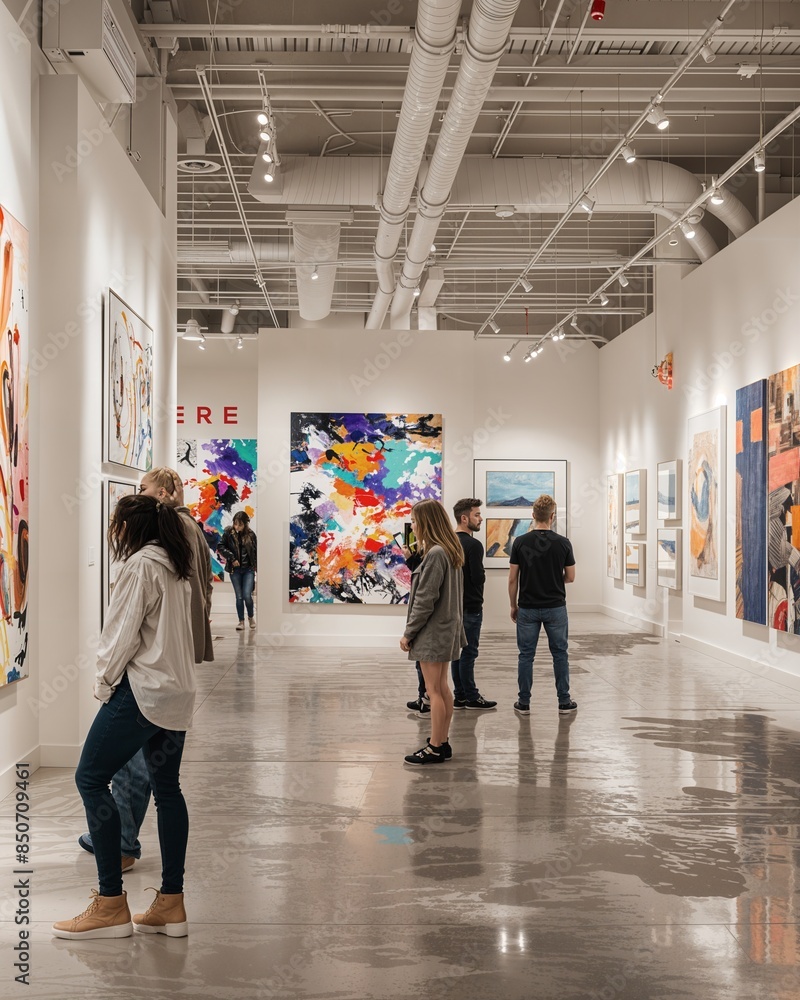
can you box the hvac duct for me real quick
[293,224,340,321]
[366,0,463,331]
[388,0,525,328]
[179,241,294,264]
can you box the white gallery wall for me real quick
[599,193,800,678]
[256,326,602,645]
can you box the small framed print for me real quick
[657,529,682,590]
[657,460,681,520]
[625,469,646,534]
[626,542,645,588]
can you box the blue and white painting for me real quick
[657,461,680,520]
[486,518,533,558]
[625,469,646,534]
[657,528,681,590]
[486,471,555,507]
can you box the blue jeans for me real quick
[451,611,483,701]
[231,566,255,621]
[75,674,188,897]
[516,605,571,707]
[83,749,151,858]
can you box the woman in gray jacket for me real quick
[400,499,466,764]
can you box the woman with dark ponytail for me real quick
[53,495,196,941]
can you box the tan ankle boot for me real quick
[133,888,188,937]
[52,890,132,939]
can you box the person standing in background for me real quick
[451,498,496,711]
[218,512,258,630]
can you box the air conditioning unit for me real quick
[42,0,137,105]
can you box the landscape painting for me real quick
[688,406,726,601]
[486,471,555,507]
[290,413,442,603]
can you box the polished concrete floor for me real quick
[3,612,800,999]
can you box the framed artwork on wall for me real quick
[290,413,442,603]
[0,203,30,687]
[607,473,623,580]
[104,289,153,472]
[687,405,726,601]
[625,469,646,534]
[736,379,767,625]
[657,460,681,521]
[102,479,138,626]
[657,529,681,590]
[626,542,645,587]
[179,438,257,581]
[474,459,568,569]
[767,366,800,632]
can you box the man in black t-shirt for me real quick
[508,494,577,716]
[451,499,497,711]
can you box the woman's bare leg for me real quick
[420,661,452,746]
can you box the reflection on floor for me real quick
[2,612,800,999]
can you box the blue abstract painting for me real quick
[736,380,767,624]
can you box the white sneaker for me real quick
[248,618,256,630]
[235,621,245,631]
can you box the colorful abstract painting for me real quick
[657,529,681,590]
[607,474,622,579]
[486,471,554,507]
[767,366,800,632]
[626,542,645,587]
[736,380,767,625]
[179,439,257,580]
[0,204,29,686]
[105,290,153,471]
[102,479,137,624]
[688,406,726,601]
[657,460,681,520]
[486,518,533,560]
[290,413,442,603]
[625,469,646,534]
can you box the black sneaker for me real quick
[513,701,530,715]
[429,738,452,760]
[558,700,578,714]
[406,697,431,715]
[404,743,446,765]
[465,696,497,711]
[453,698,468,710]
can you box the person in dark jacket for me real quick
[218,512,258,630]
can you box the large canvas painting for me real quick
[105,290,153,472]
[179,438,257,580]
[290,413,442,603]
[767,366,800,632]
[625,542,645,587]
[736,380,767,625]
[657,529,681,590]
[0,204,29,686]
[657,460,681,520]
[625,469,646,534]
[607,474,622,579]
[475,459,568,568]
[102,479,137,625]
[485,518,533,560]
[687,406,726,601]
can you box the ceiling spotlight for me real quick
[668,234,679,247]
[198,336,206,351]
[680,221,696,240]
[311,266,319,281]
[264,163,277,183]
[523,352,532,363]
[413,286,421,298]
[536,346,544,355]
[488,319,501,334]
[646,106,670,130]
[579,194,596,214]
[236,336,243,350]
[558,328,566,340]
[262,150,274,164]
[709,180,725,206]
[181,318,204,342]
[570,315,580,330]
[259,129,273,144]
[520,277,533,294]
[503,343,517,362]
[430,244,437,253]
[551,330,559,342]
[229,300,240,316]
[700,42,716,64]
[257,111,269,126]
[618,273,629,288]
[620,143,636,164]
[754,148,766,173]
[599,291,610,306]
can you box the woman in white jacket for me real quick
[53,495,195,941]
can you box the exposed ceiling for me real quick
[137,0,800,343]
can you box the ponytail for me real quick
[110,494,193,579]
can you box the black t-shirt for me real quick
[510,529,575,608]
[457,532,485,613]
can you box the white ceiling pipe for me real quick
[229,240,294,263]
[389,0,525,328]
[366,0,463,331]
[293,223,341,321]
[220,309,238,335]
[189,274,210,304]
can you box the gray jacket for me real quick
[403,545,467,662]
